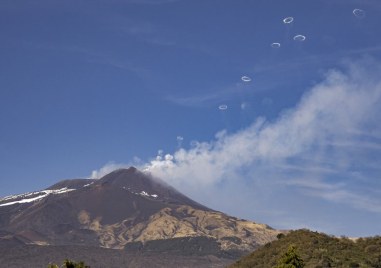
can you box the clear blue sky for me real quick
[1,0,381,237]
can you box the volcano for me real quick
[0,167,279,267]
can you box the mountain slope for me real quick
[0,167,279,261]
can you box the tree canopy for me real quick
[48,259,90,268]
[274,245,305,268]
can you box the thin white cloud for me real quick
[165,82,246,107]
[286,177,381,213]
[29,43,151,78]
[296,179,381,214]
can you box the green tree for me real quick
[47,259,90,268]
[274,245,305,268]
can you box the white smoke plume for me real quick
[92,58,381,234]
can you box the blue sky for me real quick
[1,0,381,237]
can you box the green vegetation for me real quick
[48,259,90,268]
[230,229,381,268]
[275,245,305,268]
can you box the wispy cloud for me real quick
[29,42,151,78]
[165,81,252,107]
[287,177,381,213]
[165,46,381,108]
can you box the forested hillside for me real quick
[230,229,381,268]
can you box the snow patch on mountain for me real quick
[139,191,158,198]
[121,187,158,198]
[0,187,75,207]
[83,182,94,187]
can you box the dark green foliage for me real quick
[348,262,360,267]
[230,229,381,268]
[48,259,90,268]
[277,233,286,240]
[275,245,305,268]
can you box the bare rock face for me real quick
[0,167,279,258]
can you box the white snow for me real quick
[1,191,41,202]
[83,182,94,187]
[139,191,158,198]
[0,187,75,207]
[121,187,158,198]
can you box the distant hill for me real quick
[0,167,279,267]
[230,229,381,268]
